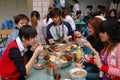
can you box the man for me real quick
[0,25,43,80]
[46,8,74,44]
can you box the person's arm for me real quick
[9,45,43,76]
[46,23,54,44]
[64,21,74,39]
[106,45,120,77]
[25,44,43,75]
[9,48,27,77]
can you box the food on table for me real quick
[34,64,45,69]
[44,54,72,64]
[47,64,57,69]
[50,44,77,52]
[72,70,86,76]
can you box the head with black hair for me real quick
[99,19,120,53]
[31,11,40,28]
[109,9,117,18]
[73,0,79,4]
[87,5,93,11]
[76,10,81,15]
[19,25,37,46]
[15,14,29,29]
[49,8,62,25]
[50,8,62,18]
[31,11,40,20]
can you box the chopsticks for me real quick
[78,58,85,65]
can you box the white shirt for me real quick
[60,0,65,7]
[16,37,27,56]
[65,15,76,30]
[43,18,53,27]
[95,16,106,21]
[37,20,47,44]
[73,3,80,15]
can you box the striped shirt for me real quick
[46,21,74,40]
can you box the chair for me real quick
[0,29,14,47]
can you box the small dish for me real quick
[74,63,85,69]
[33,64,45,70]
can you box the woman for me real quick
[84,20,120,80]
[72,0,80,16]
[85,17,104,80]
[87,17,104,53]
[30,11,46,44]
[107,9,117,20]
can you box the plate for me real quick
[33,64,45,70]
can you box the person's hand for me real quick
[74,31,82,37]
[93,53,102,68]
[83,40,92,49]
[30,44,38,52]
[63,35,72,41]
[34,43,43,55]
[83,55,90,62]
[48,39,55,44]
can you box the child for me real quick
[6,14,29,46]
[0,25,43,80]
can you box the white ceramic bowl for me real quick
[69,68,87,79]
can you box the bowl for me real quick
[69,68,87,79]
[33,64,45,70]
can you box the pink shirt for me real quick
[89,43,120,80]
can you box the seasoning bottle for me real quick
[76,46,82,63]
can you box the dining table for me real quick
[27,55,86,80]
[0,29,14,47]
[75,20,86,27]
[74,20,86,32]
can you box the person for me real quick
[43,7,53,42]
[87,17,104,53]
[54,0,61,8]
[84,5,93,17]
[73,10,81,21]
[5,14,29,46]
[0,25,43,80]
[30,11,46,44]
[106,9,117,21]
[83,17,104,80]
[46,8,74,44]
[84,20,120,80]
[63,8,76,31]
[72,0,80,16]
[95,10,106,21]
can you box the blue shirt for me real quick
[6,29,19,46]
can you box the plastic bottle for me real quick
[75,46,82,63]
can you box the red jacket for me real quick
[0,40,24,79]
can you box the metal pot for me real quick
[44,52,72,68]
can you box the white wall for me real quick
[32,0,50,19]
[0,0,32,28]
[66,0,112,13]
